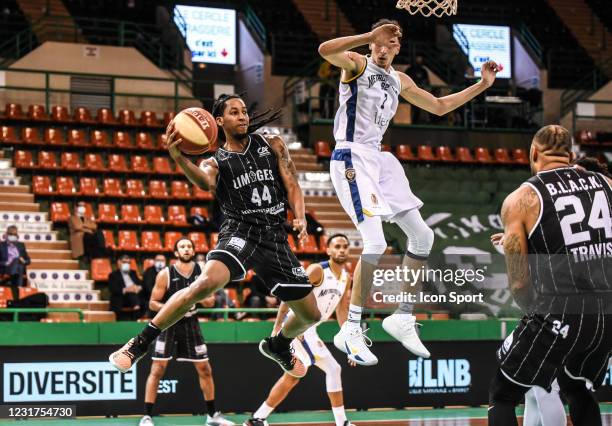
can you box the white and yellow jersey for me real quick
[333,56,401,149]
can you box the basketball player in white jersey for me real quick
[319,19,501,365]
[244,234,355,426]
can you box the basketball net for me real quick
[396,0,457,17]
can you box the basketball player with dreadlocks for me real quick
[319,19,501,365]
[488,125,612,426]
[110,94,321,379]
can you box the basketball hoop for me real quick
[396,0,457,17]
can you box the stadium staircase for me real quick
[15,0,84,43]
[292,0,356,39]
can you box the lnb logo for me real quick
[408,358,471,394]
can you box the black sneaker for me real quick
[258,337,306,378]
[242,418,268,426]
[108,337,149,373]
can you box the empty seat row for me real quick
[314,140,529,165]
[3,104,173,127]
[15,150,181,174]
[2,127,167,150]
[50,202,209,225]
[103,230,215,253]
[32,175,213,200]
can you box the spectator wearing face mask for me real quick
[142,254,166,318]
[0,225,31,287]
[68,202,105,259]
[109,254,144,320]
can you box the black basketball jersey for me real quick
[162,262,202,317]
[213,134,287,228]
[524,167,612,298]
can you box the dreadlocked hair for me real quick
[533,125,572,158]
[211,93,282,141]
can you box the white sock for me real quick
[347,304,362,327]
[332,405,347,426]
[253,402,274,419]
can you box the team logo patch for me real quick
[257,146,271,157]
[227,237,246,252]
[345,167,356,182]
[292,266,308,278]
[371,193,378,205]
[501,331,514,355]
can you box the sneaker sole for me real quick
[108,352,130,373]
[382,319,431,358]
[335,332,378,366]
[258,340,305,378]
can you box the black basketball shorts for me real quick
[152,316,208,362]
[207,220,313,302]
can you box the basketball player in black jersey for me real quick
[110,94,321,379]
[488,125,612,426]
[139,238,233,426]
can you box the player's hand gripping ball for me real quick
[168,107,218,155]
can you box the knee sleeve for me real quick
[392,209,434,258]
[357,215,387,260]
[318,357,343,393]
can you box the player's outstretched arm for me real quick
[398,61,500,116]
[500,186,536,312]
[268,135,308,243]
[149,268,169,312]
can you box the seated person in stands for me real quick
[109,254,144,320]
[68,202,105,259]
[0,225,31,287]
[142,254,166,318]
[239,275,280,320]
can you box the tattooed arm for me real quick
[268,136,308,243]
[501,185,539,312]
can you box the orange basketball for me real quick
[170,107,218,155]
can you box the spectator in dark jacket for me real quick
[108,254,144,320]
[0,225,31,287]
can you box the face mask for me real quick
[7,235,17,242]
[77,207,86,216]
[120,263,131,273]
[154,261,165,270]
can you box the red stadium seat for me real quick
[475,147,494,164]
[50,202,70,222]
[140,111,159,126]
[131,155,150,173]
[79,177,100,195]
[436,146,455,162]
[117,109,136,125]
[81,202,95,219]
[193,186,214,200]
[102,230,116,249]
[167,205,187,225]
[142,231,163,252]
[91,258,113,281]
[144,205,165,224]
[96,108,116,124]
[417,145,438,161]
[188,232,209,252]
[108,154,128,172]
[314,141,332,158]
[67,129,88,147]
[61,152,81,171]
[300,235,321,254]
[22,127,42,144]
[164,232,183,251]
[190,206,209,219]
[149,180,169,198]
[85,153,106,171]
[121,204,142,224]
[51,105,71,122]
[156,134,167,149]
[32,176,54,195]
[456,147,476,163]
[126,179,146,198]
[171,181,190,199]
[28,104,48,121]
[135,132,155,150]
[494,148,512,164]
[103,178,124,197]
[0,126,18,143]
[153,157,173,174]
[98,203,119,223]
[14,150,34,168]
[91,130,111,147]
[74,107,95,123]
[56,176,78,195]
[512,148,529,165]
[287,235,298,252]
[396,144,415,161]
[210,233,219,247]
[38,151,59,169]
[113,131,133,148]
[44,128,64,145]
[5,103,24,120]
[381,144,392,152]
[142,258,155,271]
[163,112,176,127]
[118,230,140,250]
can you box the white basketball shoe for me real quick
[333,322,378,366]
[382,313,430,358]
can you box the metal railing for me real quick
[1,308,84,322]
[560,56,612,117]
[571,99,612,134]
